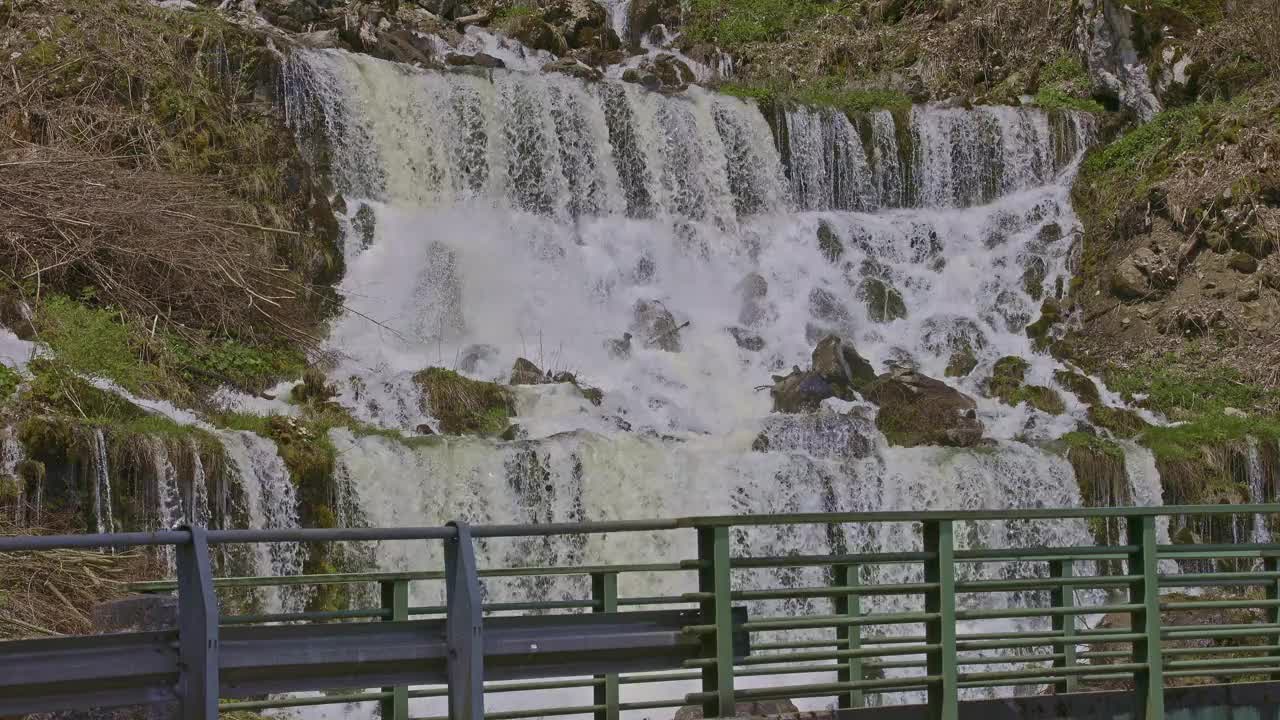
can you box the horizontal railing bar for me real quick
[222,608,388,624]
[958,632,1146,650]
[0,530,191,552]
[729,552,934,568]
[958,672,1136,688]
[735,612,938,632]
[1166,656,1280,670]
[619,672,701,684]
[955,575,1140,591]
[685,644,937,668]
[961,662,1147,681]
[956,603,1143,620]
[954,546,1138,560]
[1162,599,1280,611]
[687,676,938,702]
[1164,644,1280,656]
[1160,571,1280,584]
[615,699,691,712]
[720,583,938,601]
[1165,667,1280,678]
[679,504,1280,527]
[471,520,682,538]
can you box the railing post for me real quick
[175,525,218,720]
[1049,559,1078,694]
[833,562,864,708]
[380,578,410,720]
[591,572,620,720]
[923,520,957,720]
[1127,514,1164,719]
[697,526,735,718]
[1265,553,1280,681]
[445,521,484,720]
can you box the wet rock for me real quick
[1229,252,1259,274]
[737,272,770,326]
[510,357,550,385]
[446,52,506,68]
[861,368,984,448]
[861,277,907,323]
[541,56,603,80]
[632,299,683,351]
[1054,369,1101,404]
[1022,255,1048,300]
[1037,222,1064,243]
[728,326,765,351]
[605,332,633,359]
[1025,299,1062,351]
[754,407,875,459]
[817,221,843,263]
[625,0,681,46]
[1077,0,1161,120]
[920,316,987,359]
[351,203,376,250]
[986,356,1065,415]
[414,423,436,436]
[542,0,619,50]
[497,14,567,55]
[635,53,695,93]
[944,348,978,378]
[458,344,499,373]
[499,424,527,441]
[770,369,836,414]
[811,334,876,396]
[808,287,851,328]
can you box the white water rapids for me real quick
[270,49,1126,714]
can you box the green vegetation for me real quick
[1087,405,1150,439]
[0,365,20,400]
[720,78,912,115]
[1106,353,1280,419]
[1141,414,1280,462]
[413,368,514,436]
[1032,54,1105,113]
[687,0,827,45]
[987,356,1066,415]
[1054,370,1101,404]
[35,295,304,403]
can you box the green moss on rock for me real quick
[1054,370,1101,404]
[1088,405,1151,438]
[413,368,514,435]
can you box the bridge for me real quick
[3,505,1280,720]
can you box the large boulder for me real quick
[626,53,695,93]
[632,299,683,351]
[510,357,550,385]
[861,368,984,448]
[497,13,569,55]
[542,0,619,50]
[625,0,681,46]
[770,369,837,414]
[811,335,876,396]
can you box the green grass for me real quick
[0,364,20,400]
[36,295,169,397]
[1059,431,1125,459]
[1106,353,1280,418]
[1033,86,1106,113]
[413,368,513,436]
[719,78,912,115]
[1141,414,1280,462]
[687,0,827,45]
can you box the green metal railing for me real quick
[128,504,1280,720]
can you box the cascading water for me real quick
[217,430,305,611]
[92,429,113,534]
[279,46,1136,712]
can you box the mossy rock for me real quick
[414,367,514,435]
[817,221,843,264]
[944,348,977,378]
[862,277,907,324]
[1054,370,1101,404]
[1088,405,1150,438]
[862,370,983,447]
[1025,299,1061,351]
[987,356,1064,414]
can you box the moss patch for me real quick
[413,368,514,436]
[718,78,912,115]
[987,356,1065,414]
[1088,405,1150,439]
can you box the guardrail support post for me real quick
[1265,553,1280,681]
[1127,514,1164,719]
[923,519,957,720]
[380,578,410,720]
[592,571,621,720]
[175,525,218,720]
[834,562,864,709]
[1050,559,1078,694]
[446,522,484,720]
[697,526,735,718]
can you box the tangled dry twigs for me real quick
[0,515,157,639]
[0,145,321,346]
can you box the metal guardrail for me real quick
[3,505,1280,720]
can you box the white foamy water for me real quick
[277,49,1131,712]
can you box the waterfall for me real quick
[1247,437,1270,544]
[275,48,1131,712]
[1,427,24,524]
[92,429,113,534]
[217,430,305,612]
